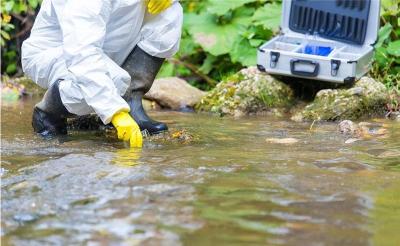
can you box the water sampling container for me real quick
[257,0,380,84]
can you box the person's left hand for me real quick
[147,0,172,15]
[111,112,143,148]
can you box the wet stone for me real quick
[145,77,206,110]
[196,67,294,117]
[338,120,359,135]
[147,129,197,145]
[13,213,39,223]
[337,120,388,139]
[266,138,299,145]
[292,77,389,121]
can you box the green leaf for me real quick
[185,9,253,56]
[252,3,282,31]
[249,39,264,47]
[375,23,392,48]
[5,50,16,59]
[6,63,17,74]
[4,1,14,12]
[15,2,28,13]
[207,0,260,16]
[0,30,11,40]
[374,47,389,67]
[28,0,39,9]
[387,40,400,57]
[157,62,175,78]
[199,54,217,74]
[381,0,400,16]
[178,35,198,57]
[230,37,257,67]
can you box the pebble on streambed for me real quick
[265,138,299,144]
[338,120,389,143]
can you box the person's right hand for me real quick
[111,112,143,148]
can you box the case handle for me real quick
[290,59,319,77]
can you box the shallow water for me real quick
[1,98,400,245]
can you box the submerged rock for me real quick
[147,129,197,145]
[338,120,388,139]
[196,67,294,117]
[67,116,196,144]
[266,137,299,144]
[387,111,400,121]
[338,120,359,135]
[67,115,105,131]
[145,77,206,111]
[13,213,39,223]
[292,77,389,121]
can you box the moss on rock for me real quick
[292,77,389,121]
[196,67,294,117]
[15,77,45,96]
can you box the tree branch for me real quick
[168,57,218,87]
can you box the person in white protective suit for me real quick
[21,0,183,147]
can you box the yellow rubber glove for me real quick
[147,0,172,15]
[111,112,143,148]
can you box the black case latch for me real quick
[270,51,280,68]
[331,59,341,76]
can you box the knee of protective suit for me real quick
[137,2,183,58]
[21,42,64,89]
[21,42,47,88]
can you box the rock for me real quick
[142,99,161,111]
[344,138,359,144]
[265,137,299,144]
[147,129,197,145]
[292,77,389,121]
[67,114,105,131]
[1,84,21,102]
[378,150,400,158]
[13,213,39,223]
[338,120,388,139]
[196,67,294,116]
[338,120,358,135]
[145,77,206,111]
[2,76,45,97]
[387,111,400,121]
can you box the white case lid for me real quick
[280,0,380,47]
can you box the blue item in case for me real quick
[303,45,332,56]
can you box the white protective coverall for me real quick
[22,0,183,124]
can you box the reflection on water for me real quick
[1,98,400,245]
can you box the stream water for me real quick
[1,98,400,245]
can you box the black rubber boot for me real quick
[122,46,168,135]
[32,80,71,138]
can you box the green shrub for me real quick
[1,0,41,75]
[370,0,400,111]
[158,0,281,90]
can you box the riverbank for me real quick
[3,70,399,124]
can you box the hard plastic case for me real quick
[257,0,381,84]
